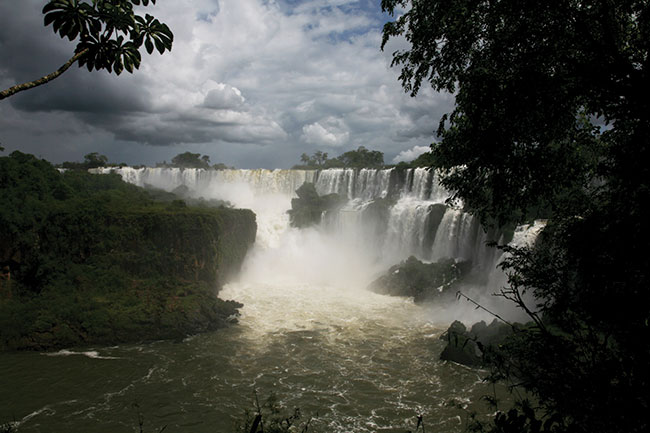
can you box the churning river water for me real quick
[1,168,525,432]
[0,282,502,433]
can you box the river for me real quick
[1,167,525,432]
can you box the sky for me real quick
[0,0,453,168]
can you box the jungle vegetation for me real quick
[0,151,256,350]
[382,1,649,432]
[293,146,385,169]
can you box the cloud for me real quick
[202,83,246,110]
[301,117,349,147]
[392,145,432,163]
[0,0,455,167]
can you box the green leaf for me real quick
[145,38,154,54]
[153,37,164,54]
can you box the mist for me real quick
[98,166,543,329]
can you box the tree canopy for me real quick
[0,0,173,101]
[382,0,649,226]
[382,1,649,432]
[294,146,385,169]
[169,152,211,169]
[59,152,111,169]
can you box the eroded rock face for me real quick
[368,256,471,303]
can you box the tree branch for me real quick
[0,49,89,101]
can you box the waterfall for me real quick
[99,166,514,282]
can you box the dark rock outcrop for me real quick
[439,319,512,366]
[368,256,471,303]
[287,182,346,228]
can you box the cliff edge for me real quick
[0,152,256,350]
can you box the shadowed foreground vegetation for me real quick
[382,0,650,432]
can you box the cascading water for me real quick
[0,166,537,433]
[98,166,504,273]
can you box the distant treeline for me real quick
[293,145,436,169]
[58,151,233,171]
[56,147,438,172]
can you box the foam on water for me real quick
[0,167,543,432]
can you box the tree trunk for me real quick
[0,49,89,101]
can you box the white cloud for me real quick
[202,82,246,110]
[1,0,455,167]
[301,117,350,147]
[392,145,431,163]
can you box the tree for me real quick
[294,147,384,169]
[313,150,328,166]
[59,152,109,169]
[382,0,648,225]
[382,1,649,432]
[0,0,173,101]
[297,150,329,167]
[170,152,211,169]
[335,146,384,168]
[82,152,108,168]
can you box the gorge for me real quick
[0,165,542,432]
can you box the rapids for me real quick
[0,167,540,432]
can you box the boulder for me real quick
[439,319,513,367]
[288,182,346,228]
[368,256,471,303]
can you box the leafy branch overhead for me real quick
[0,0,173,100]
[44,0,172,74]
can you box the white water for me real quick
[0,167,546,433]
[97,166,539,324]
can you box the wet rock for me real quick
[288,182,346,228]
[439,319,512,367]
[368,256,471,303]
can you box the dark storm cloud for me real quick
[1,2,151,119]
[1,0,455,167]
[0,1,66,82]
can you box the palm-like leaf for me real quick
[41,0,172,75]
[134,13,173,54]
[43,0,92,41]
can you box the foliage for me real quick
[299,150,329,167]
[212,162,234,170]
[381,0,640,226]
[293,146,384,169]
[0,0,173,100]
[0,151,256,350]
[336,146,384,168]
[169,152,211,169]
[0,422,15,433]
[59,152,111,169]
[44,0,172,74]
[383,1,650,432]
[392,150,438,169]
